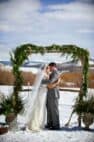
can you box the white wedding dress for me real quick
[27,84,47,131]
[22,68,47,131]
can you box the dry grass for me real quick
[0,68,35,86]
[0,69,14,85]
[0,68,94,88]
[60,71,94,88]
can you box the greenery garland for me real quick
[10,44,89,115]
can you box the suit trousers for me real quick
[46,88,60,128]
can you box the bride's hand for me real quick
[47,78,61,89]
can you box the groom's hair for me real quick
[48,62,57,67]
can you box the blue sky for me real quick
[0,0,94,60]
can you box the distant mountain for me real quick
[0,60,12,66]
[90,58,94,62]
[0,60,45,68]
[0,58,94,69]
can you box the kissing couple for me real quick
[23,62,61,132]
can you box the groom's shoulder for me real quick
[52,70,59,77]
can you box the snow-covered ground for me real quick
[0,86,94,142]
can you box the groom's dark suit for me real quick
[42,69,60,129]
[46,69,60,129]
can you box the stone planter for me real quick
[82,113,94,129]
[6,113,18,131]
[0,126,8,135]
[6,113,16,124]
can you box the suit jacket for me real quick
[42,69,60,99]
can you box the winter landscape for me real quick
[0,55,94,142]
[0,0,94,142]
[0,86,94,142]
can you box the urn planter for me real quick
[82,113,94,129]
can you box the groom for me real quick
[44,62,60,130]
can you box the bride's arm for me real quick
[47,77,61,89]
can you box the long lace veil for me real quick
[21,65,45,124]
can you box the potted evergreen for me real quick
[73,95,94,129]
[0,92,9,135]
[0,94,23,125]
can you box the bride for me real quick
[22,65,60,132]
[27,69,48,131]
[21,65,49,131]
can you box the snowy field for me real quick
[0,86,94,142]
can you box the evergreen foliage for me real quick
[0,95,23,116]
[73,96,94,115]
[10,43,89,115]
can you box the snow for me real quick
[0,86,94,142]
[20,67,38,73]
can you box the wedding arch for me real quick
[10,43,89,124]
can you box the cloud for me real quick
[0,43,12,60]
[0,0,41,32]
[0,0,94,59]
[0,24,15,32]
[44,2,94,22]
[0,0,94,34]
[75,0,94,4]
[78,29,94,34]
